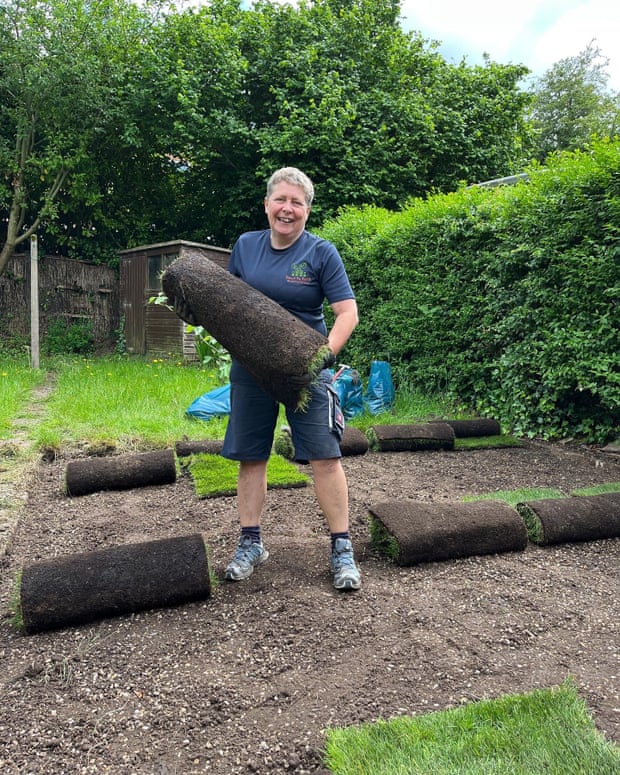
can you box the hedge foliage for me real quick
[320,138,619,443]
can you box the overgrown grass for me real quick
[8,356,475,455]
[0,357,47,439]
[32,356,227,453]
[323,681,620,775]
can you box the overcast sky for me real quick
[400,0,619,90]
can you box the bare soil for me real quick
[0,440,619,774]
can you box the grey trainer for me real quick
[330,537,361,591]
[224,535,269,581]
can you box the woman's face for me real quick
[264,181,310,249]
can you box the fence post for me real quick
[30,235,39,369]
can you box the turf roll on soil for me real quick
[65,448,177,496]
[516,492,620,545]
[367,422,455,452]
[162,251,333,410]
[274,424,368,459]
[431,418,501,437]
[175,439,224,458]
[368,500,528,565]
[19,533,212,634]
[339,426,369,456]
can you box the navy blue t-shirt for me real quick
[228,230,355,336]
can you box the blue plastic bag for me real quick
[364,360,395,414]
[331,366,364,420]
[186,384,230,421]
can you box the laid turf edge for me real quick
[461,487,565,508]
[454,434,523,450]
[9,570,24,631]
[571,482,620,496]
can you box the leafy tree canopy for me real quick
[0,0,161,271]
[0,0,577,265]
[529,40,620,161]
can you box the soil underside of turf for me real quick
[0,439,619,774]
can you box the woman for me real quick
[222,167,361,591]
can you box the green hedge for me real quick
[321,138,619,442]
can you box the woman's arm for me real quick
[327,298,359,356]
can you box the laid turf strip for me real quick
[187,453,311,498]
[516,492,620,545]
[175,439,224,457]
[454,434,522,450]
[367,422,455,452]
[19,534,211,634]
[432,418,502,437]
[369,500,528,565]
[162,251,332,410]
[323,681,620,775]
[64,448,177,496]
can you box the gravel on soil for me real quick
[0,439,618,774]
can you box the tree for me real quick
[529,41,620,162]
[0,0,537,263]
[240,0,532,217]
[168,0,534,245]
[146,0,254,248]
[0,0,156,273]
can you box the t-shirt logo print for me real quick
[287,260,312,284]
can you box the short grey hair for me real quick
[266,167,314,206]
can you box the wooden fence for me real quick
[0,253,120,350]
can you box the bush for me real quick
[320,138,620,443]
[43,319,95,355]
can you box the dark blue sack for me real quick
[364,360,395,414]
[186,383,231,421]
[331,366,364,420]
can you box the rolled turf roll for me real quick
[516,492,620,545]
[339,426,369,456]
[274,424,368,459]
[431,418,501,437]
[367,423,455,452]
[162,251,333,410]
[175,439,224,458]
[19,533,211,634]
[273,427,295,460]
[368,500,528,565]
[65,448,177,496]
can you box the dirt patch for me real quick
[0,441,619,774]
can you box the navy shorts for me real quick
[222,360,343,462]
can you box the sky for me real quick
[400,0,620,90]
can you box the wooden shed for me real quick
[119,240,230,357]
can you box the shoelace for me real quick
[235,540,262,563]
[333,549,355,568]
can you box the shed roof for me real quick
[119,239,230,256]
